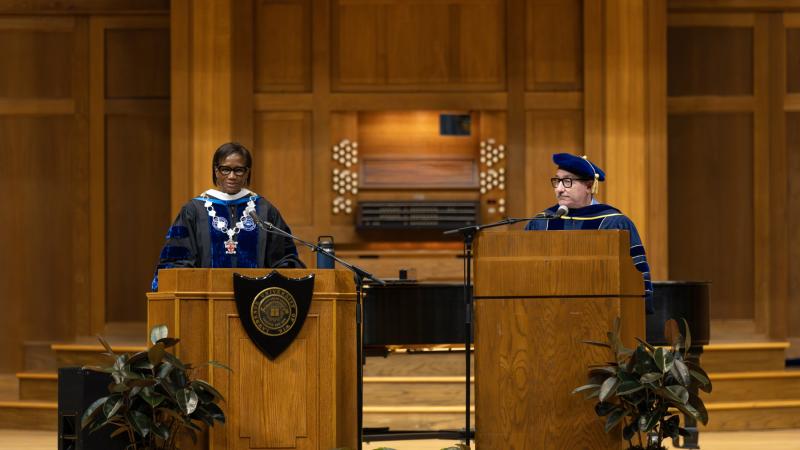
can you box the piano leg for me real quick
[671,346,702,449]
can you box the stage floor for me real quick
[2,429,800,450]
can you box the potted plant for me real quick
[81,324,230,450]
[572,318,712,450]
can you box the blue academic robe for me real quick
[525,203,654,312]
[151,190,300,291]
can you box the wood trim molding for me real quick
[326,93,508,111]
[0,17,75,30]
[667,95,757,113]
[669,0,800,12]
[668,12,756,27]
[524,92,583,110]
[88,16,106,336]
[0,99,75,115]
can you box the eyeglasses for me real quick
[216,165,249,176]
[550,177,589,188]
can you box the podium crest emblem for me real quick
[233,271,315,360]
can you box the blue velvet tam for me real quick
[553,153,606,182]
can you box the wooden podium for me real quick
[146,268,357,450]
[473,230,645,450]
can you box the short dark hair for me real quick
[212,142,252,185]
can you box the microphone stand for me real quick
[442,215,542,448]
[249,214,385,450]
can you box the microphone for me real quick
[248,210,274,230]
[554,205,569,218]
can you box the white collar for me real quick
[204,188,253,201]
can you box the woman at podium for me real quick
[151,142,302,290]
[525,152,654,312]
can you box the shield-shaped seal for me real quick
[233,271,315,360]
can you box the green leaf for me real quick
[681,318,692,352]
[150,324,169,346]
[109,425,129,439]
[642,410,661,432]
[129,410,152,438]
[599,377,619,402]
[654,348,667,373]
[177,388,200,415]
[148,342,166,366]
[656,386,685,404]
[192,379,225,401]
[97,335,115,356]
[690,369,712,392]
[604,408,626,433]
[162,352,186,371]
[595,402,616,417]
[81,396,109,428]
[156,337,180,349]
[582,340,612,348]
[623,421,637,440]
[142,390,166,408]
[153,423,170,441]
[634,337,656,352]
[639,372,662,384]
[688,393,709,425]
[102,395,123,419]
[207,360,232,371]
[617,380,644,396]
[666,385,689,404]
[671,358,691,386]
[572,384,600,395]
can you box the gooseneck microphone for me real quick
[554,205,569,218]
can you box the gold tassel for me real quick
[592,173,599,195]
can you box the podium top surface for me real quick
[474,230,644,298]
[151,268,356,300]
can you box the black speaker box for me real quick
[57,367,128,450]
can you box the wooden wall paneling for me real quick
[0,0,169,14]
[786,112,800,342]
[646,0,669,280]
[786,13,800,342]
[385,2,451,85]
[668,1,800,13]
[525,0,582,92]
[0,19,73,98]
[105,113,170,323]
[105,28,169,98]
[254,0,311,92]
[524,110,584,216]
[667,113,755,320]
[189,1,234,197]
[254,112,314,228]
[767,13,789,340]
[232,0,254,147]
[583,0,605,177]
[332,0,385,87]
[456,0,505,88]
[603,0,648,240]
[170,0,191,215]
[328,92,508,111]
[72,17,91,339]
[754,14,772,335]
[667,15,755,97]
[506,0,526,218]
[89,17,107,335]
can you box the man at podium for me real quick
[525,153,653,312]
[151,142,302,290]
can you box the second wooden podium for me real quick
[147,268,357,450]
[473,230,645,450]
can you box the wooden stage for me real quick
[2,428,800,450]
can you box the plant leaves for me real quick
[604,407,626,433]
[148,342,166,366]
[681,318,692,353]
[616,380,644,396]
[81,396,109,428]
[639,372,662,384]
[207,360,232,371]
[142,390,166,408]
[599,377,619,402]
[623,420,637,441]
[582,340,612,348]
[128,410,151,438]
[177,388,199,415]
[150,324,169,346]
[192,379,225,402]
[666,385,690,404]
[97,335,116,356]
[156,337,180,349]
[654,347,667,373]
[688,393,709,425]
[642,410,661,432]
[109,425,129,439]
[572,384,601,395]
[671,358,691,386]
[634,337,656,352]
[102,395,124,419]
[594,401,616,417]
[690,369,712,392]
[153,423,170,441]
